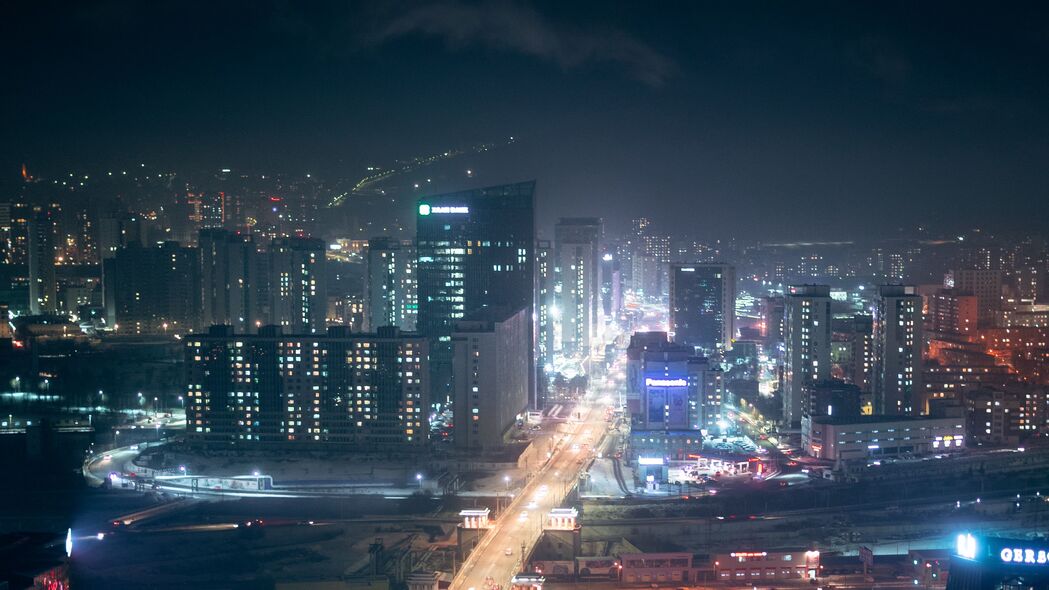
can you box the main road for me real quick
[452,395,612,590]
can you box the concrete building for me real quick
[925,288,978,335]
[997,302,1049,328]
[668,263,736,353]
[106,241,201,335]
[268,237,327,334]
[947,269,1003,327]
[762,295,785,348]
[965,387,1023,446]
[783,285,832,425]
[802,414,965,462]
[199,228,263,333]
[873,285,924,415]
[554,217,602,357]
[363,237,417,332]
[27,204,59,315]
[416,182,536,404]
[636,339,723,431]
[632,232,670,300]
[626,331,672,415]
[452,306,531,451]
[713,549,821,583]
[535,239,554,384]
[831,314,872,392]
[802,379,862,419]
[185,325,428,448]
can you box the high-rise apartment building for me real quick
[185,324,428,449]
[632,234,670,299]
[199,228,263,333]
[106,241,201,334]
[364,237,417,332]
[873,285,923,415]
[831,314,872,392]
[669,263,736,353]
[28,204,59,315]
[599,247,621,318]
[535,239,554,377]
[925,288,978,335]
[0,201,31,265]
[268,237,327,334]
[783,285,832,425]
[554,217,602,357]
[452,306,531,451]
[947,269,1003,327]
[762,295,785,348]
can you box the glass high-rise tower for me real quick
[416,181,536,404]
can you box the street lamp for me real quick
[504,475,511,490]
[416,473,423,489]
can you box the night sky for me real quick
[4,1,1049,239]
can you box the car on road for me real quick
[527,501,538,509]
[103,454,112,461]
[505,547,513,556]
[518,511,528,521]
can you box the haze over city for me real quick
[2,2,1049,590]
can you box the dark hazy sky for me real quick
[3,1,1049,239]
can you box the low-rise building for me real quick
[802,414,965,462]
[713,549,820,583]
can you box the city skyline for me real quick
[4,3,1049,590]
[4,2,1049,239]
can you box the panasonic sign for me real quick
[645,378,688,387]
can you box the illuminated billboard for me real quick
[645,377,687,387]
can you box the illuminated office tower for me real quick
[364,237,417,332]
[633,335,723,431]
[416,181,536,403]
[669,263,735,354]
[873,285,924,415]
[554,217,602,357]
[783,285,832,426]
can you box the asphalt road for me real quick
[453,397,610,590]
